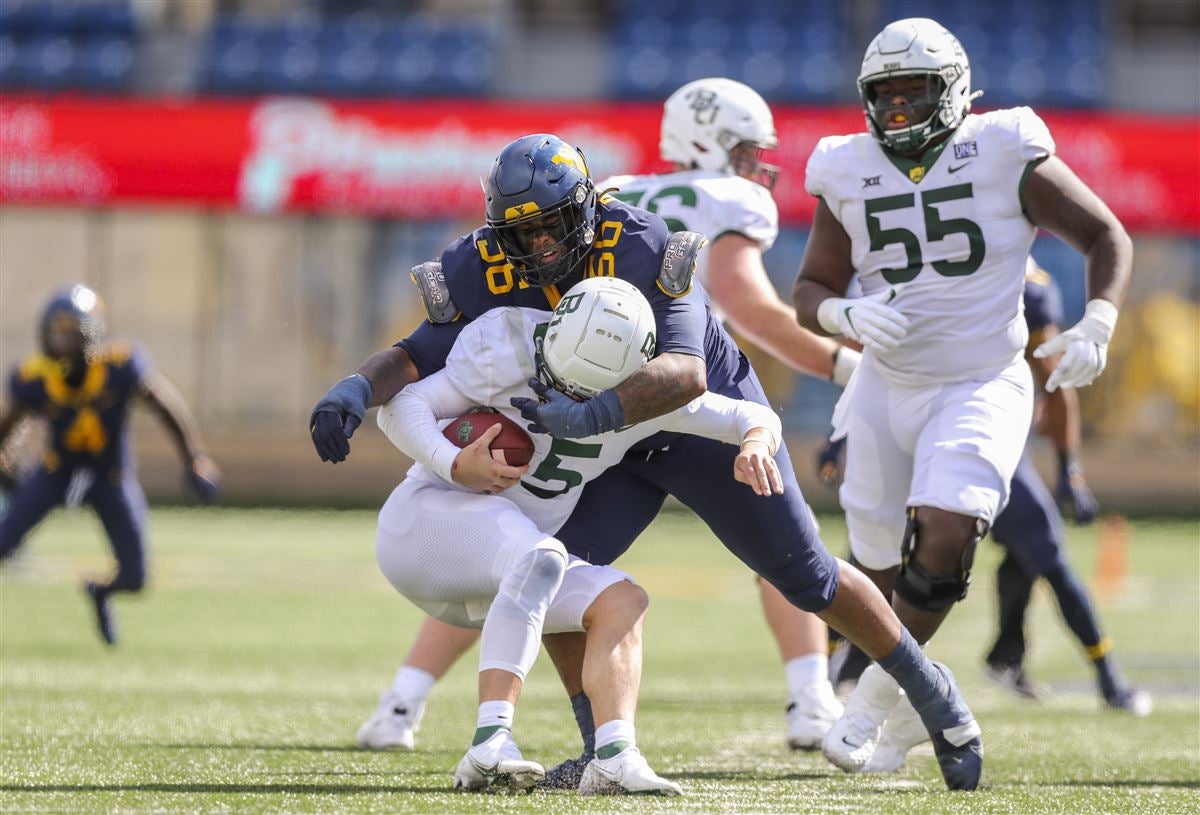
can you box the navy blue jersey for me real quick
[7,343,147,471]
[397,198,745,398]
[1024,265,1064,336]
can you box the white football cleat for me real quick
[821,664,901,772]
[453,729,544,792]
[579,747,681,796]
[355,691,424,750]
[862,695,929,773]
[786,683,845,750]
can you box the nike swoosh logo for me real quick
[948,162,972,173]
[841,737,859,747]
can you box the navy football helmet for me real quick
[484,134,599,287]
[40,284,106,361]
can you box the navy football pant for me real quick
[0,465,148,593]
[556,363,839,612]
[987,453,1103,666]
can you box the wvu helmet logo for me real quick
[504,201,541,221]
[550,146,587,175]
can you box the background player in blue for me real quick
[984,261,1151,715]
[312,133,985,791]
[0,285,220,646]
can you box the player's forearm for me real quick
[139,371,206,463]
[1041,386,1082,457]
[0,404,28,453]
[792,279,841,335]
[1083,228,1134,308]
[613,352,706,425]
[727,299,840,379]
[359,346,420,408]
[377,385,465,482]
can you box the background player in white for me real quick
[357,79,859,758]
[791,17,1132,774]
[601,77,858,749]
[374,277,784,794]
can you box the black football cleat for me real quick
[931,729,984,791]
[84,581,117,646]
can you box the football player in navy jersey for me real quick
[983,262,1150,715]
[312,134,985,791]
[0,285,220,645]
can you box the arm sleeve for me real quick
[663,392,782,452]
[377,372,476,483]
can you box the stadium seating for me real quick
[0,0,139,93]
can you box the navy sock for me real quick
[570,691,595,757]
[877,628,972,734]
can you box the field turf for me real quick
[1,507,1197,813]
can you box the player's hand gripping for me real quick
[1056,454,1099,524]
[310,374,372,463]
[1033,300,1118,392]
[450,423,530,494]
[187,453,221,505]
[816,285,909,352]
[510,378,625,439]
[734,429,784,497]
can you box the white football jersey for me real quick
[379,307,780,535]
[806,107,1054,385]
[599,170,778,320]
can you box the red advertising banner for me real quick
[1,95,1197,232]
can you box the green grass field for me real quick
[1,507,1197,814]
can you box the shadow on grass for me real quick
[1052,780,1200,789]
[0,783,451,795]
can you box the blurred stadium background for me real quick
[0,0,1197,511]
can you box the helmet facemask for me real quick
[860,69,960,155]
[727,140,780,191]
[492,183,595,288]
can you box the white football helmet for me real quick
[660,77,779,188]
[537,277,656,400]
[858,18,978,154]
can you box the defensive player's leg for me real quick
[542,560,679,795]
[758,577,843,749]
[0,466,71,561]
[83,471,149,644]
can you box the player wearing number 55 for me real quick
[791,17,1132,775]
[0,285,220,646]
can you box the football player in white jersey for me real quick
[600,77,858,750]
[791,17,1133,774]
[374,277,784,795]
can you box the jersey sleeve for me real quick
[804,137,838,199]
[1009,106,1055,162]
[395,320,466,380]
[441,309,532,406]
[715,183,778,252]
[111,341,150,389]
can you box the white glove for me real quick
[1033,299,1119,392]
[817,286,909,352]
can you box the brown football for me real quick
[442,410,535,467]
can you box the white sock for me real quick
[785,653,830,699]
[476,700,515,731]
[390,666,436,702]
[595,719,636,757]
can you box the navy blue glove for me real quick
[310,374,372,463]
[510,378,626,438]
[186,454,221,505]
[1056,453,1098,525]
[815,433,846,488]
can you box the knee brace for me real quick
[894,508,988,613]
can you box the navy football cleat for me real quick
[83,581,117,646]
[924,663,983,790]
[536,753,592,790]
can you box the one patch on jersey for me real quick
[954,141,979,159]
[658,230,704,298]
[409,261,461,324]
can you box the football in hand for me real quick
[442,410,535,466]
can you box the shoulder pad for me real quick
[409,261,461,324]
[658,230,705,298]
